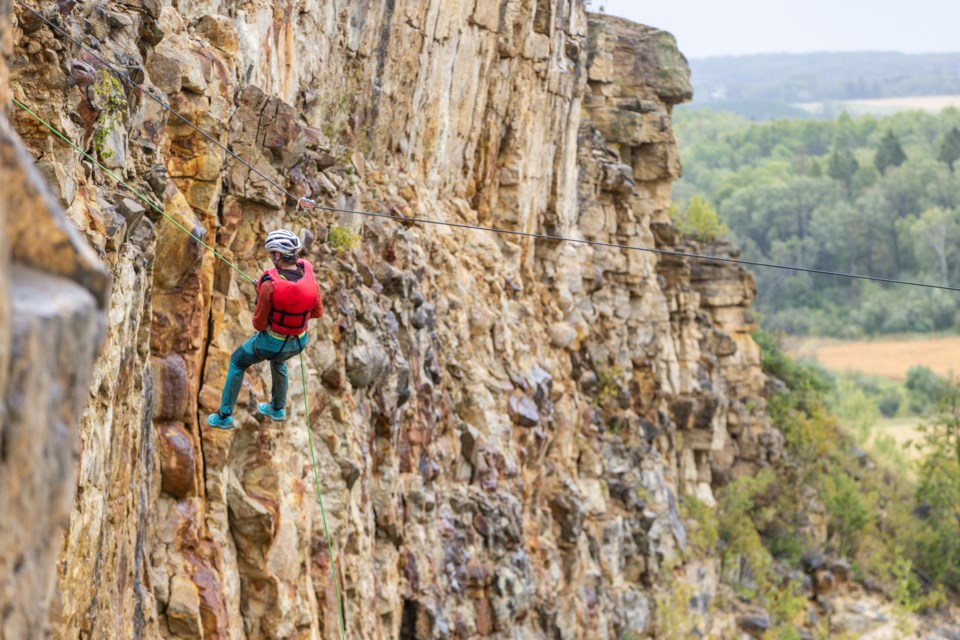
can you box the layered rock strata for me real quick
[0,1,109,634]
[5,1,788,639]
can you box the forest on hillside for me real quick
[673,107,960,337]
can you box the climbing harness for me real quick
[9,96,348,640]
[253,332,302,361]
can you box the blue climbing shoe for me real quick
[257,402,286,422]
[207,412,234,429]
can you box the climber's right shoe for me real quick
[257,402,286,422]
[207,412,235,429]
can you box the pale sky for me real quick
[596,0,960,59]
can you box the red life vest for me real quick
[262,260,318,335]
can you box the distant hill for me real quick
[687,52,960,119]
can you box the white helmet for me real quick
[264,229,302,256]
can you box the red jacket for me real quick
[253,260,323,333]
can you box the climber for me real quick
[207,229,323,429]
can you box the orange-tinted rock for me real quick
[475,596,494,635]
[152,190,206,291]
[167,575,202,636]
[157,422,197,498]
[152,354,190,420]
[151,285,209,356]
[4,2,823,639]
[189,552,231,639]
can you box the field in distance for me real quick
[794,94,960,117]
[789,335,960,380]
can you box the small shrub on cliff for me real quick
[905,365,950,415]
[681,496,719,555]
[912,387,960,592]
[90,70,127,160]
[717,469,777,597]
[327,225,361,253]
[822,469,873,557]
[595,365,624,402]
[768,578,807,634]
[892,554,947,614]
[653,574,698,640]
[668,196,729,242]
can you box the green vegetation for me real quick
[675,107,960,336]
[913,390,960,591]
[667,196,728,241]
[659,335,959,632]
[91,70,126,161]
[938,127,960,171]
[595,365,624,402]
[681,496,719,553]
[326,225,361,253]
[829,365,950,427]
[875,130,907,173]
[653,573,697,640]
[694,332,957,627]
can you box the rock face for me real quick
[0,4,109,635]
[0,2,806,639]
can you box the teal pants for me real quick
[218,332,308,416]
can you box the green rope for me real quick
[11,97,257,284]
[13,96,347,635]
[299,351,347,640]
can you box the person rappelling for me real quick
[207,229,323,429]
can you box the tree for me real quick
[808,158,823,178]
[874,130,907,173]
[670,196,729,242]
[909,207,960,286]
[828,145,859,194]
[938,127,960,172]
[913,385,960,590]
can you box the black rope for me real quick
[302,205,960,292]
[15,0,960,294]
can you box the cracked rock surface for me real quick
[1,1,807,639]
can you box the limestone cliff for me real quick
[0,2,920,639]
[0,0,109,635]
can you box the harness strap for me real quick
[259,332,305,360]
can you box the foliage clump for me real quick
[912,389,960,592]
[595,365,624,402]
[938,126,960,171]
[327,225,361,253]
[874,130,907,173]
[91,70,127,161]
[668,195,729,242]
